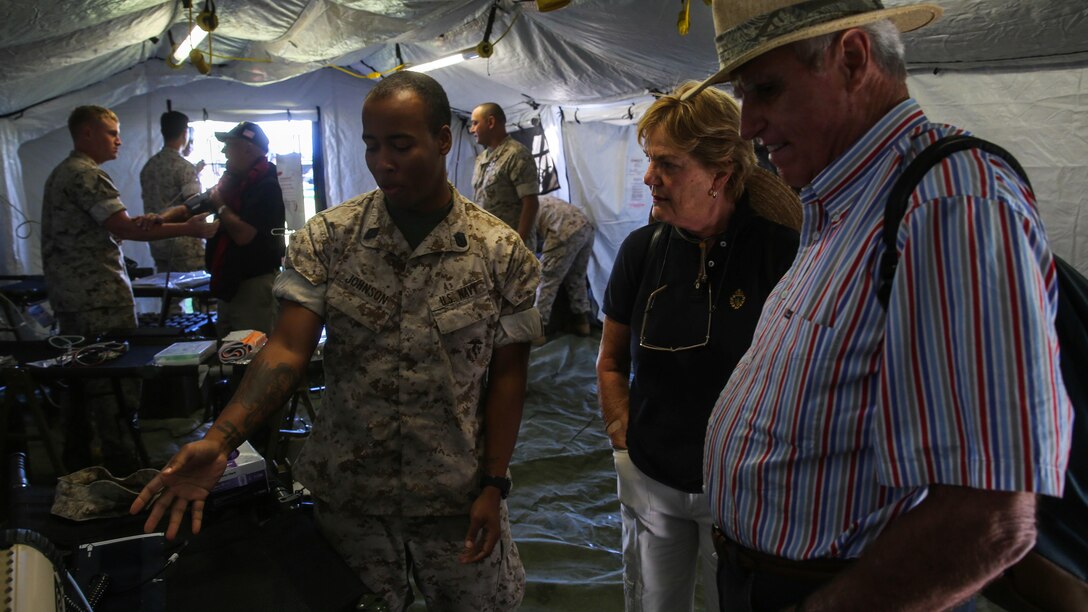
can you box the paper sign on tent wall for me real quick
[276,153,305,230]
[625,150,650,217]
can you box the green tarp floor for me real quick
[511,333,624,611]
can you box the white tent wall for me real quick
[2,61,193,276]
[11,68,373,274]
[1,121,32,275]
[6,65,1088,305]
[907,66,1088,273]
[4,66,494,275]
[558,65,1088,312]
[560,117,647,312]
[1,0,1086,290]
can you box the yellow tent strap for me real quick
[206,51,272,63]
[491,10,520,45]
[677,0,711,36]
[327,64,405,80]
[677,0,691,36]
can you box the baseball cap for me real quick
[215,121,269,151]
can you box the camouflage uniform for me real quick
[313,501,523,611]
[535,195,595,326]
[273,185,541,610]
[41,150,136,329]
[472,136,540,245]
[41,150,139,471]
[139,147,204,272]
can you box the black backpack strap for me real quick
[877,134,1033,307]
[641,222,668,275]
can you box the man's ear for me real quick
[838,28,872,93]
[438,125,453,155]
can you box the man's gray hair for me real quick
[792,19,906,81]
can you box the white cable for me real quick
[66,570,94,612]
[48,334,84,349]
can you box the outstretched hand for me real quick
[129,439,230,540]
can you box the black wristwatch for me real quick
[480,475,512,499]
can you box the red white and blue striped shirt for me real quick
[704,99,1073,561]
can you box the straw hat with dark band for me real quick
[746,165,803,231]
[682,0,943,100]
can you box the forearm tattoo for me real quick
[214,359,301,449]
[212,421,245,449]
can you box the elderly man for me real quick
[205,122,285,335]
[150,121,285,335]
[41,105,216,469]
[131,72,541,611]
[469,102,540,245]
[694,2,1072,611]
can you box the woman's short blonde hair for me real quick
[637,82,802,230]
[637,81,755,202]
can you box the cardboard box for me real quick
[208,442,268,505]
[153,340,216,366]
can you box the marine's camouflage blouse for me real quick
[472,136,539,243]
[275,186,542,516]
[41,151,133,313]
[140,147,204,271]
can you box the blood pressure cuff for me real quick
[51,467,160,521]
[184,190,215,215]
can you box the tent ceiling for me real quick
[1,0,1085,118]
[906,0,1088,68]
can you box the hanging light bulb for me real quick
[405,4,499,74]
[170,0,218,70]
[172,26,209,63]
[406,48,483,73]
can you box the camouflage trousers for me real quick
[56,306,141,472]
[313,499,525,611]
[536,222,594,326]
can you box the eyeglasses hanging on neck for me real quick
[638,228,732,352]
[639,280,714,352]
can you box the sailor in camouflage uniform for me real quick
[470,102,541,246]
[140,111,205,273]
[132,74,541,612]
[41,105,216,470]
[43,151,137,338]
[535,194,595,335]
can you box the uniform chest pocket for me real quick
[326,281,395,332]
[429,294,497,334]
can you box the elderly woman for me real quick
[596,81,801,612]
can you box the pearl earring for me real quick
[708,188,718,198]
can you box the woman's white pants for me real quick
[615,449,720,612]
